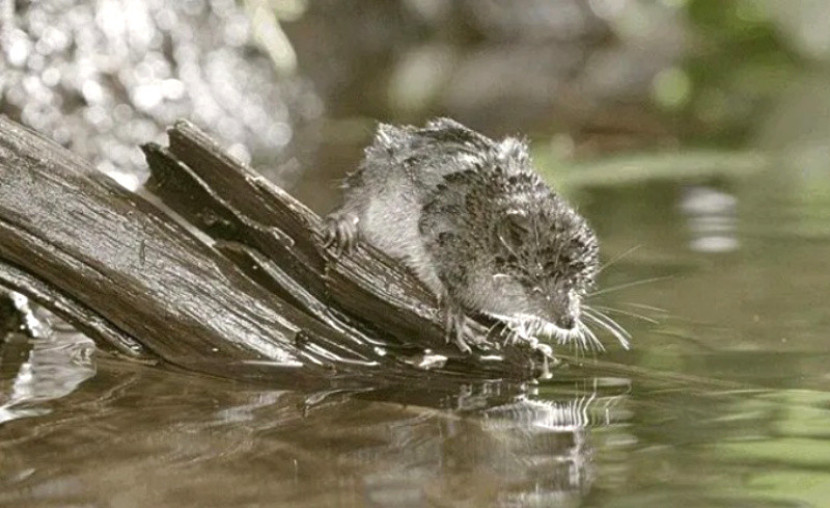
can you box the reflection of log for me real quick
[0,117,550,383]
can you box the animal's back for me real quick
[336,119,496,292]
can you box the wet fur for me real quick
[327,118,600,351]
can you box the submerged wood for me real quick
[0,116,551,383]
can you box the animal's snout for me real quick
[555,314,576,330]
[551,290,580,330]
[539,288,580,331]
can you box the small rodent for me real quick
[325,118,606,353]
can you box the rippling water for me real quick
[2,165,829,507]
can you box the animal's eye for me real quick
[543,260,559,273]
[497,211,529,250]
[505,210,530,231]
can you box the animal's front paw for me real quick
[323,211,359,256]
[442,300,483,354]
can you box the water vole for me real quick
[325,118,614,353]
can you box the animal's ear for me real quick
[496,137,530,165]
[496,210,529,251]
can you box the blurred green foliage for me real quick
[680,0,800,145]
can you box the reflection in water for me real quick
[680,186,739,254]
[0,299,632,506]
[0,296,96,424]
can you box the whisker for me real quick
[597,245,642,275]
[567,329,585,358]
[583,314,626,349]
[579,321,604,352]
[587,328,602,352]
[588,275,673,297]
[584,308,631,341]
[587,315,631,351]
[624,302,669,313]
[586,304,659,324]
[572,327,587,353]
[583,310,630,349]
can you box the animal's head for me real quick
[419,126,621,348]
[486,198,599,330]
[457,148,598,339]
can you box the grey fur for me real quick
[325,118,599,352]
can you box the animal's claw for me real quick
[442,299,477,354]
[323,212,359,256]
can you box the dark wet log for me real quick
[0,116,550,383]
[0,287,20,336]
[0,117,335,384]
[0,260,153,361]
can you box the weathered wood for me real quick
[0,116,551,383]
[0,260,153,361]
[145,127,442,345]
[0,117,330,378]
